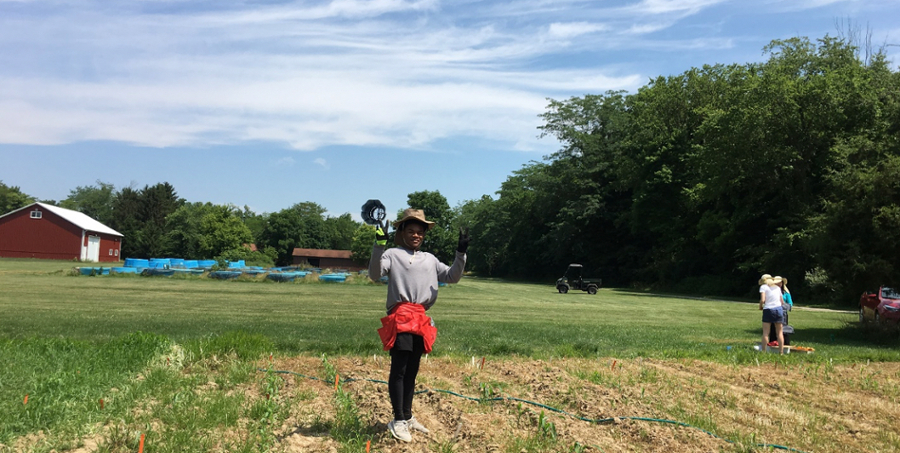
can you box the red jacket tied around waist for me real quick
[378,302,437,353]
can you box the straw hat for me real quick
[392,208,435,247]
[758,274,772,286]
[771,276,783,285]
[392,208,435,230]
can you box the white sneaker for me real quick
[388,419,412,442]
[408,416,430,434]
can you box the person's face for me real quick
[402,222,426,249]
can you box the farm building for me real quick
[0,202,123,262]
[292,248,361,271]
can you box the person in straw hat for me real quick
[758,273,772,293]
[368,208,469,442]
[768,276,793,345]
[759,274,785,354]
[775,276,792,307]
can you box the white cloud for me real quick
[1,0,882,153]
[313,158,330,169]
[629,0,727,15]
[764,0,852,11]
[548,22,608,39]
[274,156,296,167]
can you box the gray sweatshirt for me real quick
[369,244,466,313]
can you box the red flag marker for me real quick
[100,398,104,410]
[611,360,617,370]
[138,433,145,453]
[366,440,371,452]
[480,357,485,370]
[334,374,340,391]
[23,394,28,405]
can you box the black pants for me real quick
[388,334,424,420]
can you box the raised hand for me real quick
[375,221,390,246]
[457,226,470,253]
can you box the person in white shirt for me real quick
[759,275,785,354]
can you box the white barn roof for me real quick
[1,202,123,237]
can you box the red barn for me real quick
[292,248,361,271]
[0,202,123,262]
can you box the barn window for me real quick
[115,249,119,256]
[30,210,42,219]
[109,249,113,256]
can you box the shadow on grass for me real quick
[741,321,900,349]
[611,287,748,303]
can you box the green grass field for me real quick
[0,258,884,359]
[1,257,898,452]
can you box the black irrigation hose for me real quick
[259,368,808,453]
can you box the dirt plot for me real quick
[269,355,900,453]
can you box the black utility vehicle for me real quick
[556,264,601,294]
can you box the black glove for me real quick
[457,226,470,253]
[375,222,390,246]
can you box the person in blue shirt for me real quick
[778,277,793,307]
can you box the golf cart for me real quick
[556,264,601,294]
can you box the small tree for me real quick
[350,224,378,265]
[0,181,35,213]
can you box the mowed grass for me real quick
[2,257,900,452]
[0,257,893,360]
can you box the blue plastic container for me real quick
[183,260,199,269]
[124,258,149,268]
[168,258,185,268]
[149,258,171,269]
[111,267,138,274]
[198,260,217,268]
[318,273,347,282]
[172,269,204,275]
[209,271,242,280]
[143,268,175,277]
[267,271,307,282]
[227,260,246,269]
[79,267,110,276]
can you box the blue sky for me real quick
[1,0,898,221]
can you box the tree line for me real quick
[455,35,900,305]
[0,179,460,269]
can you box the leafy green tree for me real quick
[108,183,183,258]
[216,246,276,268]
[165,203,253,259]
[239,205,268,245]
[350,223,378,265]
[140,183,183,257]
[455,195,503,275]
[473,33,899,303]
[258,202,329,265]
[109,187,144,258]
[324,213,359,250]
[804,50,900,300]
[0,181,35,214]
[59,180,116,225]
